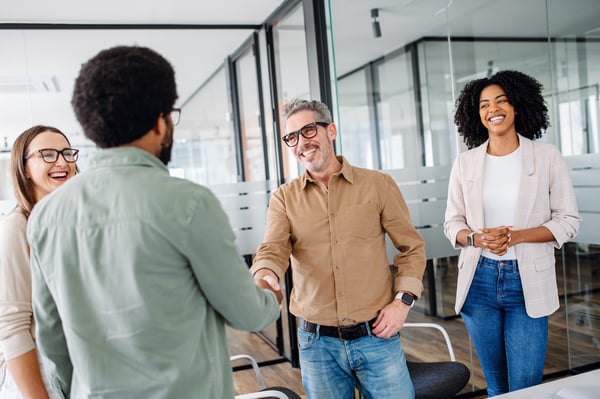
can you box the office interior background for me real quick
[1,0,599,394]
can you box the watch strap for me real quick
[467,231,475,246]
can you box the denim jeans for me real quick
[461,256,548,396]
[297,325,414,399]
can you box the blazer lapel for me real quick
[464,142,488,231]
[516,135,537,229]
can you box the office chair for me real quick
[403,323,471,399]
[235,389,298,399]
[232,354,302,399]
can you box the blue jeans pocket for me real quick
[298,327,316,350]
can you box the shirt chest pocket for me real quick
[337,203,382,239]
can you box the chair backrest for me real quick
[235,390,292,399]
[231,354,266,390]
[401,322,471,399]
[403,322,456,360]
[232,354,302,399]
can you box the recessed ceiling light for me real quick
[0,76,60,94]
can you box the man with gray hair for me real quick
[251,99,426,398]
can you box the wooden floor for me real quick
[229,244,600,398]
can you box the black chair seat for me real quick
[259,386,302,399]
[408,361,470,399]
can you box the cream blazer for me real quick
[444,135,581,318]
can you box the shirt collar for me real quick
[299,156,354,189]
[88,146,169,173]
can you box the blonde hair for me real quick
[10,125,76,218]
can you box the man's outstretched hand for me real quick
[255,271,283,304]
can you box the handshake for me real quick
[254,270,283,304]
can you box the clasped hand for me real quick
[477,225,512,256]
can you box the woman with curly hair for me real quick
[444,70,581,396]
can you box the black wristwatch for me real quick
[466,232,476,247]
[395,292,416,308]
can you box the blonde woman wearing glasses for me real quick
[0,125,78,399]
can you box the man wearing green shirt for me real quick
[27,45,281,398]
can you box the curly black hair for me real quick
[454,70,549,149]
[72,46,178,148]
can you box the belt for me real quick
[300,318,376,340]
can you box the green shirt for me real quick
[28,147,280,398]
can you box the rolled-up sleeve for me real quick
[381,175,426,297]
[542,148,581,248]
[184,190,280,331]
[444,156,470,249]
[0,211,36,361]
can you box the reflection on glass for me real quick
[172,67,236,185]
[375,51,417,170]
[417,40,456,166]
[337,68,376,169]
[273,2,310,180]
[236,47,267,182]
[329,0,600,387]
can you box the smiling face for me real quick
[479,84,517,139]
[285,110,337,173]
[25,131,78,202]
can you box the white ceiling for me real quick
[329,0,600,77]
[0,0,284,24]
[1,0,600,147]
[0,0,285,146]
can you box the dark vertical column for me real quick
[303,0,333,109]
[226,56,245,181]
[252,31,271,181]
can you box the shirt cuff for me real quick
[1,331,36,361]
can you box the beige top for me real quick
[0,207,36,385]
[251,157,426,326]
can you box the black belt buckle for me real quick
[338,323,368,340]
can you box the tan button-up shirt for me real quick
[251,157,426,326]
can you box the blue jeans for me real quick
[297,325,414,399]
[461,257,548,396]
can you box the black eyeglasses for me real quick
[170,108,181,125]
[282,121,330,147]
[25,148,79,163]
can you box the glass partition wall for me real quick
[329,0,600,392]
[2,0,599,394]
[175,66,237,185]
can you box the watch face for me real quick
[401,293,414,306]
